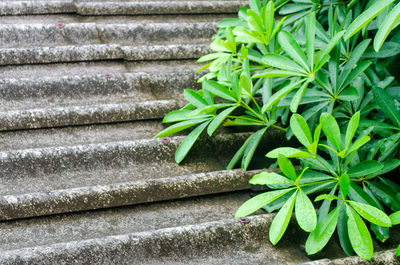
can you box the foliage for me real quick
[156,0,400,260]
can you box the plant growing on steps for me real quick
[156,0,400,259]
[236,112,400,260]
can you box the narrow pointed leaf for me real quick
[183,89,208,108]
[390,211,400,225]
[155,118,210,138]
[348,161,383,178]
[207,106,237,136]
[373,87,400,127]
[306,206,340,255]
[290,114,313,147]
[278,31,310,72]
[250,171,295,186]
[306,12,316,68]
[278,155,297,181]
[203,79,236,102]
[235,188,294,218]
[175,121,210,163]
[320,113,341,152]
[270,191,297,244]
[266,147,312,158]
[374,2,400,52]
[262,54,306,73]
[345,112,360,150]
[290,80,310,113]
[344,0,395,40]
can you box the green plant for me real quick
[156,0,400,259]
[236,112,400,259]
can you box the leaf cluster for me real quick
[156,0,400,260]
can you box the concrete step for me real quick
[0,60,201,130]
[0,192,313,264]
[0,22,217,48]
[0,1,247,16]
[0,123,283,219]
[0,42,211,66]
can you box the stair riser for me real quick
[1,23,217,48]
[0,72,199,101]
[0,43,210,65]
[0,170,260,220]
[0,100,179,131]
[0,1,247,16]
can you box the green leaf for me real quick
[290,114,313,147]
[266,147,312,158]
[207,106,237,136]
[346,205,373,261]
[278,155,297,181]
[344,112,360,151]
[295,189,317,232]
[254,69,306,78]
[278,31,310,72]
[367,182,400,211]
[346,135,371,155]
[338,203,354,256]
[337,87,360,101]
[339,39,371,90]
[306,206,340,255]
[226,136,252,170]
[340,173,350,198]
[390,211,400,225]
[374,3,400,52]
[197,53,230,63]
[320,112,342,152]
[344,0,395,40]
[270,191,297,244]
[235,188,294,218]
[315,194,341,202]
[348,161,383,178]
[262,79,305,112]
[290,80,310,113]
[396,245,400,256]
[175,121,210,163]
[183,89,208,108]
[373,87,400,127]
[306,12,316,68]
[368,159,400,177]
[242,127,268,169]
[155,118,210,138]
[249,0,261,14]
[262,54,307,73]
[319,31,345,63]
[348,201,392,227]
[249,171,295,186]
[263,1,274,40]
[203,79,236,102]
[240,72,253,96]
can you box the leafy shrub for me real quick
[156,0,400,260]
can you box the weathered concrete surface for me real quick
[0,43,211,65]
[0,169,262,220]
[0,209,311,264]
[0,1,247,15]
[0,22,217,48]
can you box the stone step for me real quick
[0,61,200,101]
[0,192,314,264]
[0,22,217,48]
[0,123,283,219]
[0,60,201,130]
[0,1,247,16]
[0,42,210,66]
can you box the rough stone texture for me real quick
[0,22,217,48]
[0,43,211,65]
[0,99,180,130]
[0,1,247,15]
[0,169,262,220]
[0,213,311,265]
[300,250,400,264]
